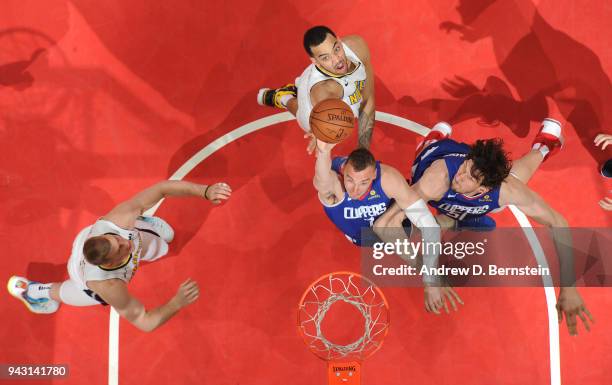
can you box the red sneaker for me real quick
[532,118,564,161]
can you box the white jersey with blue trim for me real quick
[295,42,367,132]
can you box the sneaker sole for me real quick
[7,276,59,314]
[257,88,270,106]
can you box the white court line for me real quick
[509,206,561,385]
[108,112,559,385]
[108,309,119,385]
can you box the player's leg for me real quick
[137,215,174,243]
[415,122,453,157]
[510,118,563,183]
[455,215,497,231]
[8,275,106,312]
[286,97,298,116]
[373,203,417,262]
[7,276,62,313]
[257,84,297,112]
[258,84,308,138]
[372,203,405,239]
[58,280,107,306]
[136,216,173,262]
[435,214,456,231]
[510,97,564,183]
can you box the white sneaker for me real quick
[431,121,453,137]
[138,216,174,243]
[416,122,453,153]
[7,276,59,314]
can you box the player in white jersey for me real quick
[8,180,232,332]
[257,26,375,150]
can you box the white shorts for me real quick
[295,74,313,132]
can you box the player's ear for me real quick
[310,56,317,65]
[477,186,489,194]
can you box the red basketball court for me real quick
[1,1,611,384]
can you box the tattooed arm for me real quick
[358,108,375,149]
[344,35,375,149]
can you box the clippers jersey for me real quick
[322,157,391,245]
[411,139,503,221]
[296,42,367,132]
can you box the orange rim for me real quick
[297,271,390,362]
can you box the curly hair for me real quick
[466,139,512,188]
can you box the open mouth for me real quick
[335,61,345,72]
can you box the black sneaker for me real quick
[257,84,297,109]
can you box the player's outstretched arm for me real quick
[343,35,375,149]
[500,179,594,335]
[313,139,344,206]
[381,166,462,314]
[89,278,199,332]
[104,180,232,228]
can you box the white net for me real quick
[298,272,390,361]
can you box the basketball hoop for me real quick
[297,271,390,384]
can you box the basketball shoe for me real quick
[532,118,564,161]
[257,84,297,109]
[7,276,60,314]
[416,122,453,154]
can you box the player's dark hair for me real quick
[347,148,376,172]
[303,26,336,56]
[466,139,512,188]
[83,236,112,266]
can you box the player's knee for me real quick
[372,216,389,238]
[373,211,404,239]
[436,215,456,230]
[49,283,62,303]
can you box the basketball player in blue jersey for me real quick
[313,139,464,315]
[8,180,232,332]
[258,25,375,150]
[400,109,594,335]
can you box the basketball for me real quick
[309,99,355,144]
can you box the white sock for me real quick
[27,283,52,300]
[279,94,295,107]
[532,143,550,158]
